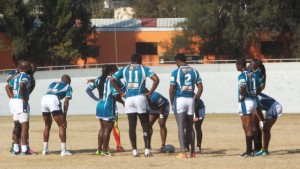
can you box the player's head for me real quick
[236,57,246,71]
[30,62,37,75]
[174,53,187,67]
[101,64,108,75]
[251,59,262,71]
[18,60,32,74]
[61,74,71,84]
[107,64,118,75]
[131,53,142,64]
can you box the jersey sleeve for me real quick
[170,70,177,85]
[113,67,125,80]
[117,79,126,92]
[66,86,73,99]
[195,70,202,84]
[20,74,30,85]
[7,70,16,81]
[144,66,155,77]
[238,74,246,89]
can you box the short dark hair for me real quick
[236,57,246,68]
[131,53,142,64]
[174,53,186,62]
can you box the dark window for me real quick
[261,41,283,57]
[136,42,158,55]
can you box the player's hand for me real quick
[145,92,151,99]
[193,117,199,122]
[120,92,126,98]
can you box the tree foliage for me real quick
[0,0,97,66]
[167,0,300,59]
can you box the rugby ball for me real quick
[163,144,175,153]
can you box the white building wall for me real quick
[1,62,299,116]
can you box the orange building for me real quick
[0,32,13,69]
[91,18,186,65]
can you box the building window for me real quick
[136,42,158,55]
[261,41,283,57]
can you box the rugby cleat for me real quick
[96,150,103,155]
[238,152,253,158]
[195,147,201,154]
[116,146,125,152]
[61,151,72,156]
[132,149,140,157]
[102,152,113,156]
[176,153,187,159]
[254,149,269,156]
[144,152,153,157]
[42,150,49,155]
[20,150,37,156]
[190,153,196,158]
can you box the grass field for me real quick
[0,114,299,169]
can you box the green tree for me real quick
[171,0,300,59]
[0,0,96,66]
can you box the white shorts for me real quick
[9,99,30,123]
[41,95,61,113]
[238,98,257,116]
[125,95,148,114]
[149,104,170,115]
[266,101,282,119]
[174,97,195,115]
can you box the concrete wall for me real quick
[1,62,299,116]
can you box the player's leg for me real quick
[12,120,21,153]
[175,112,187,157]
[240,114,253,156]
[252,112,262,152]
[264,119,276,151]
[158,115,168,152]
[127,113,138,156]
[194,118,204,153]
[138,112,151,156]
[186,114,195,157]
[42,112,52,154]
[149,113,158,149]
[19,115,29,154]
[102,120,114,156]
[96,119,105,155]
[52,111,71,156]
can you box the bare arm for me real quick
[196,82,203,100]
[64,97,70,117]
[5,84,14,99]
[145,74,160,97]
[110,77,125,97]
[20,83,28,102]
[169,84,176,108]
[113,94,125,106]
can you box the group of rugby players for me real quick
[5,54,282,159]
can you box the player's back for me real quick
[9,72,31,99]
[46,82,72,100]
[171,65,201,98]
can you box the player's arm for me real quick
[111,77,125,97]
[5,84,13,99]
[239,84,247,102]
[29,78,35,94]
[86,87,98,101]
[146,74,160,97]
[169,84,176,109]
[6,72,18,83]
[20,82,28,102]
[63,97,70,117]
[196,82,203,100]
[113,94,125,106]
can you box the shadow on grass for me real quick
[270,149,300,155]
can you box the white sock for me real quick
[61,143,66,152]
[21,145,27,153]
[43,142,48,151]
[14,144,19,152]
[145,148,150,154]
[133,149,138,155]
